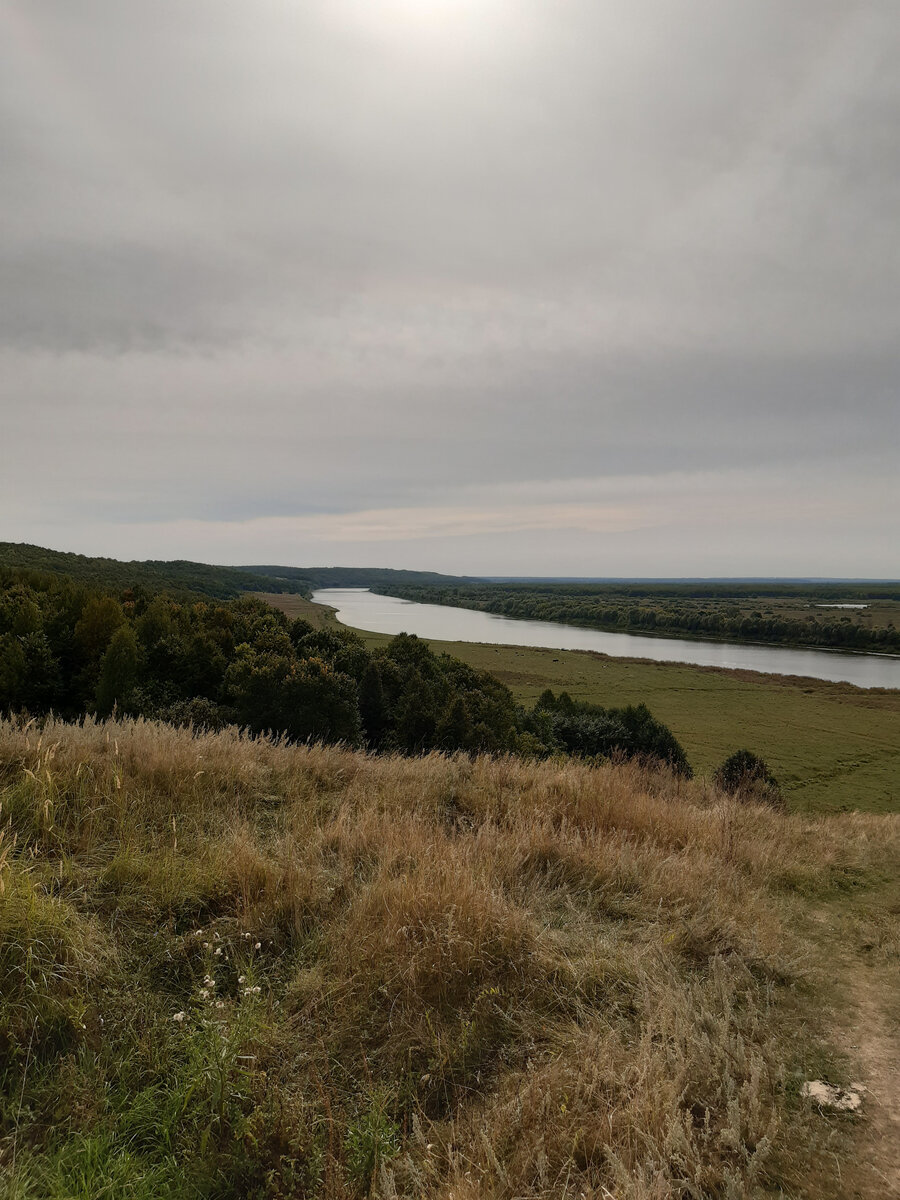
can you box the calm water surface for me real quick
[312,589,900,691]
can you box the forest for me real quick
[0,565,691,773]
[0,543,470,602]
[378,581,900,654]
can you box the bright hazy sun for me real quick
[330,0,513,45]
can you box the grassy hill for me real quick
[2,716,897,1197]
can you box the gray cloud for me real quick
[1,0,898,573]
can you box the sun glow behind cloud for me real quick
[325,0,522,53]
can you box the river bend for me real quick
[312,589,900,690]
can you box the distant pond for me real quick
[312,589,900,691]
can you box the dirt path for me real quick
[842,963,900,1197]
[811,884,900,1199]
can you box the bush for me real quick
[715,749,784,808]
[527,691,692,775]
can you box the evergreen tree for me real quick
[75,596,125,662]
[359,661,388,748]
[436,694,474,752]
[392,671,437,753]
[96,625,139,716]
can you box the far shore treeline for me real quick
[0,562,691,774]
[378,581,900,655]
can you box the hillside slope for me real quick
[2,718,897,1197]
[0,543,474,601]
[0,543,301,599]
[244,565,476,588]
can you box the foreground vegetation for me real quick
[2,717,897,1198]
[380,581,900,655]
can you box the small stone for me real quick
[801,1080,864,1112]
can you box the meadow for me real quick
[264,595,900,815]
[2,716,898,1198]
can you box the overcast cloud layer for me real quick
[1,0,898,575]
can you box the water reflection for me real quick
[312,589,900,691]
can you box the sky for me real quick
[1,0,898,577]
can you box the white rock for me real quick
[801,1080,864,1112]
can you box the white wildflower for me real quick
[215,1001,224,1009]
[173,1011,186,1023]
[199,988,209,1000]
[238,975,245,984]
[214,947,222,956]
[254,942,261,950]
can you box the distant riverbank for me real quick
[313,588,900,690]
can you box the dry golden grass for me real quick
[1,716,897,1198]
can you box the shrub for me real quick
[715,749,784,808]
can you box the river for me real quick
[311,589,900,690]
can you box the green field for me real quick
[437,642,900,815]
[265,593,900,814]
